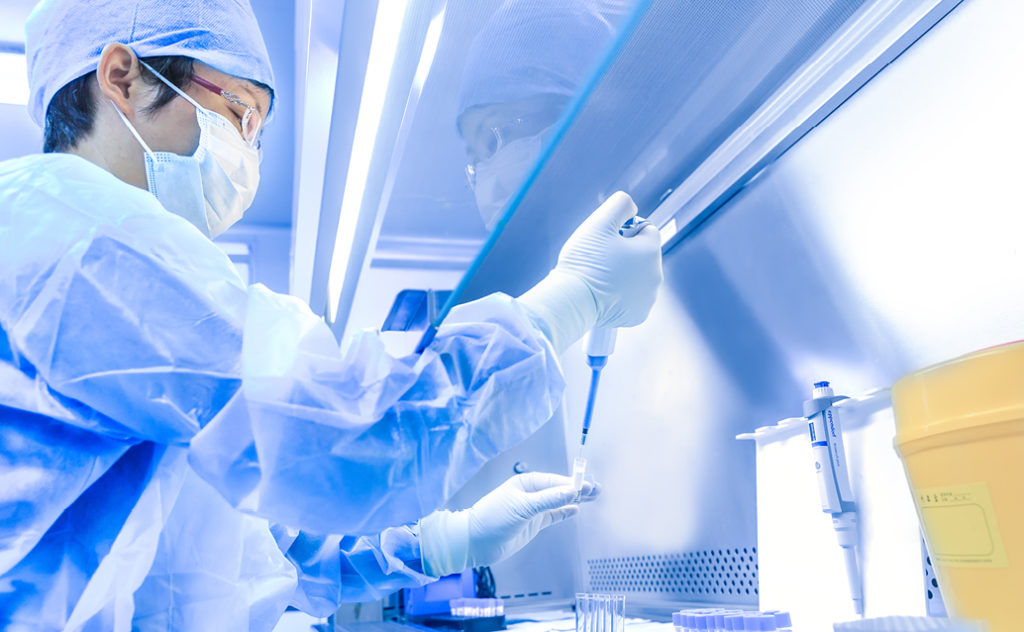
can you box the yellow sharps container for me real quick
[893,340,1024,630]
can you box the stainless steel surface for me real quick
[334,621,427,632]
[588,549,759,605]
[557,0,1021,610]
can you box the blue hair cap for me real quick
[25,0,276,127]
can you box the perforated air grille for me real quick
[587,548,758,604]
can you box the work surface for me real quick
[325,610,670,632]
[505,608,665,632]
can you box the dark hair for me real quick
[43,56,195,153]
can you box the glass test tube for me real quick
[575,593,588,632]
[610,594,625,632]
[575,593,625,632]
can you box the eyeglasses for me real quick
[191,74,263,148]
[464,109,554,167]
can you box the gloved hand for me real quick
[518,191,663,353]
[419,472,600,577]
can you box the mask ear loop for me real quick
[109,99,156,161]
[138,59,204,110]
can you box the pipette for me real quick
[578,326,616,452]
[804,380,864,617]
[573,215,651,499]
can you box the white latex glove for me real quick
[518,191,663,353]
[419,472,600,577]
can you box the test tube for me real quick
[576,593,590,632]
[572,456,587,501]
[586,594,596,632]
[575,593,626,632]
[610,594,625,632]
[723,614,745,631]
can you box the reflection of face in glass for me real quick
[456,0,626,229]
[460,94,568,229]
[468,130,549,230]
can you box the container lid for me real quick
[745,615,777,631]
[724,614,746,631]
[770,611,792,627]
[893,340,1024,446]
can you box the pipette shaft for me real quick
[579,360,606,446]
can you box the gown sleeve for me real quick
[4,160,565,537]
[271,523,436,617]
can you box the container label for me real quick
[916,482,1008,568]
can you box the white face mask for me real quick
[469,129,548,231]
[110,62,260,238]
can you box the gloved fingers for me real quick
[536,505,581,530]
[514,472,599,500]
[511,472,603,494]
[635,222,662,245]
[576,480,601,502]
[627,223,664,265]
[512,471,575,493]
[584,191,638,233]
[521,485,580,516]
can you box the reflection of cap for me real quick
[25,0,276,127]
[457,0,617,119]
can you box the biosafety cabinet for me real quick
[291,0,1024,629]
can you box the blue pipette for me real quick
[579,328,614,449]
[574,216,651,502]
[577,215,650,449]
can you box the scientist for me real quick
[0,0,662,630]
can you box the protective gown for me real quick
[0,153,566,630]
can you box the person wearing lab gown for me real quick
[0,0,662,630]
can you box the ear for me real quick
[96,43,144,116]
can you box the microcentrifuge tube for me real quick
[572,456,587,501]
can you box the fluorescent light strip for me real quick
[0,52,29,106]
[412,7,445,89]
[327,1,409,321]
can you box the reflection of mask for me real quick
[110,65,260,238]
[470,129,549,230]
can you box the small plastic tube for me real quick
[723,614,746,631]
[575,593,590,632]
[572,457,587,491]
